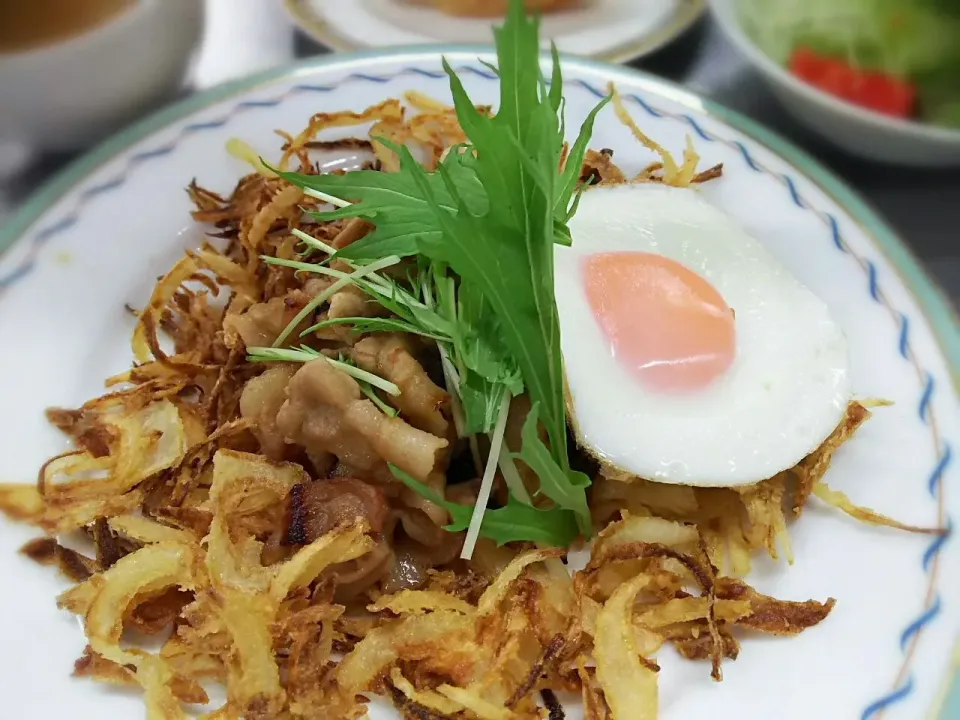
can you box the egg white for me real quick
[556,183,851,487]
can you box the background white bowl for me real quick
[708,0,960,167]
[0,0,204,151]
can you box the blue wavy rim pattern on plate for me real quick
[0,48,956,718]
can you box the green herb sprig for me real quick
[263,0,608,552]
[246,346,399,415]
[269,243,520,437]
[390,465,578,548]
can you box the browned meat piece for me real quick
[239,365,297,460]
[276,357,448,482]
[303,276,336,298]
[580,148,627,186]
[377,533,465,593]
[323,257,385,323]
[328,284,383,321]
[399,471,449,528]
[380,544,431,593]
[224,292,310,348]
[332,217,373,249]
[286,478,390,544]
[276,362,385,476]
[332,541,393,601]
[353,335,449,437]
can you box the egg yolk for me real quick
[582,251,735,392]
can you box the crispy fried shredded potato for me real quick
[812,481,940,533]
[595,572,659,720]
[369,588,475,615]
[0,94,933,720]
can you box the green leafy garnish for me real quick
[282,235,518,438]
[246,346,400,401]
[513,403,591,531]
[271,0,608,550]
[269,254,401,347]
[273,148,488,262]
[390,465,578,547]
[357,381,398,417]
[303,316,450,343]
[334,354,400,416]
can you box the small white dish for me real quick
[0,0,204,151]
[285,0,705,63]
[0,47,957,719]
[709,0,960,167]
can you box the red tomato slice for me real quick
[817,58,860,102]
[856,71,915,117]
[789,47,831,81]
[788,47,916,119]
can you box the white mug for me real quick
[0,0,204,150]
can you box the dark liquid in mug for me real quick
[0,0,134,53]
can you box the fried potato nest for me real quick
[0,93,934,719]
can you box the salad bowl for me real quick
[709,0,960,167]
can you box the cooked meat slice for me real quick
[276,361,384,475]
[353,335,450,437]
[303,276,336,298]
[399,471,449,528]
[224,292,310,348]
[276,358,448,481]
[332,217,373,249]
[381,544,431,593]
[286,478,390,544]
[328,284,386,321]
[239,365,297,460]
[345,400,448,481]
[581,147,627,185]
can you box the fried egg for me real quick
[556,183,850,487]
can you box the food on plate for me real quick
[0,1,940,718]
[405,0,582,18]
[559,181,850,486]
[739,0,960,126]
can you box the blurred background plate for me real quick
[284,0,705,62]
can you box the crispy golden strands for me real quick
[594,572,660,718]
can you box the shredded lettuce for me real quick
[739,0,960,126]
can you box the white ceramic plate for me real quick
[0,48,958,720]
[284,0,705,63]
